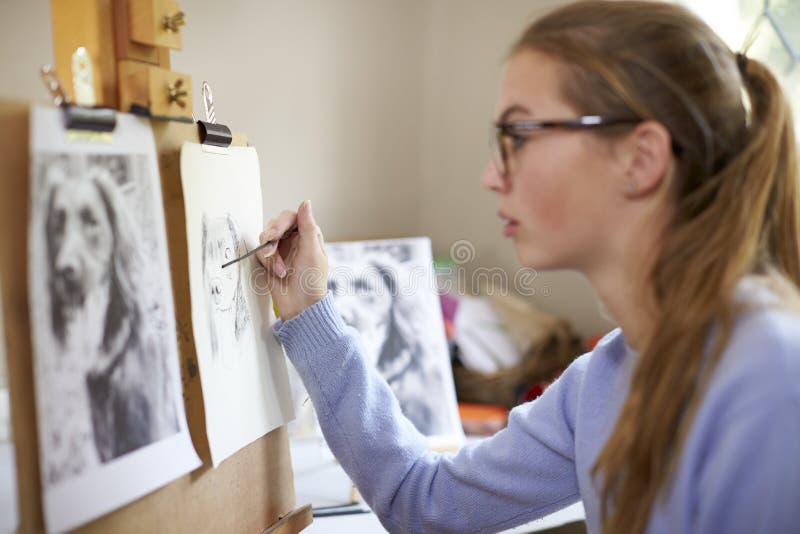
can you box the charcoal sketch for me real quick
[180,141,294,467]
[28,107,200,534]
[33,152,179,483]
[201,213,250,367]
[324,238,461,438]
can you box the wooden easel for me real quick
[0,0,313,531]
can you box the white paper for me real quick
[28,107,200,533]
[180,142,293,467]
[0,278,17,534]
[290,237,463,449]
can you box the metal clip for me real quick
[202,81,216,124]
[167,78,188,108]
[40,65,70,107]
[197,81,231,148]
[41,64,116,134]
[163,11,186,34]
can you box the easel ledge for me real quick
[0,100,312,533]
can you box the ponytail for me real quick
[739,57,800,283]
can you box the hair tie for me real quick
[735,52,749,76]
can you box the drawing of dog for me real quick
[201,213,251,366]
[44,159,177,464]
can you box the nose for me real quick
[58,263,77,282]
[55,234,81,281]
[480,160,505,193]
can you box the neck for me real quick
[585,208,668,353]
[590,258,657,353]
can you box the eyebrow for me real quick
[496,104,531,123]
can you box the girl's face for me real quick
[482,49,625,272]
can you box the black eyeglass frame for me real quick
[490,115,642,177]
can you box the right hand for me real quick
[257,200,328,321]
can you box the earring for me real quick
[626,182,638,193]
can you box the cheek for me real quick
[514,137,605,237]
[86,224,114,263]
[514,167,569,234]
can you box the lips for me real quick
[498,211,519,237]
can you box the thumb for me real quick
[297,200,326,257]
[297,200,316,235]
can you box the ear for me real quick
[621,120,672,197]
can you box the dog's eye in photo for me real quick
[80,207,99,228]
[51,209,66,236]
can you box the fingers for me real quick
[296,200,316,235]
[257,232,278,258]
[264,209,298,242]
[256,235,288,277]
[297,200,327,256]
[259,201,324,279]
[271,253,289,278]
[259,208,297,275]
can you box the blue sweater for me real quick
[275,280,800,533]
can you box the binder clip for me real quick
[40,65,116,133]
[197,81,232,148]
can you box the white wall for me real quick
[0,1,53,104]
[171,0,428,242]
[0,0,615,339]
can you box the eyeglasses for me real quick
[490,115,641,177]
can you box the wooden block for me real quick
[112,0,160,65]
[50,0,118,107]
[117,60,192,119]
[158,46,171,70]
[129,0,184,50]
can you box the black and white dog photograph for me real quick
[30,151,180,485]
[322,238,462,439]
[27,108,200,534]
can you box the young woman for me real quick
[258,1,800,532]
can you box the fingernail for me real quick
[276,264,287,278]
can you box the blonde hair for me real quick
[512,1,800,532]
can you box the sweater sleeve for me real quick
[275,294,583,534]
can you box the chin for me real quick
[514,242,560,271]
